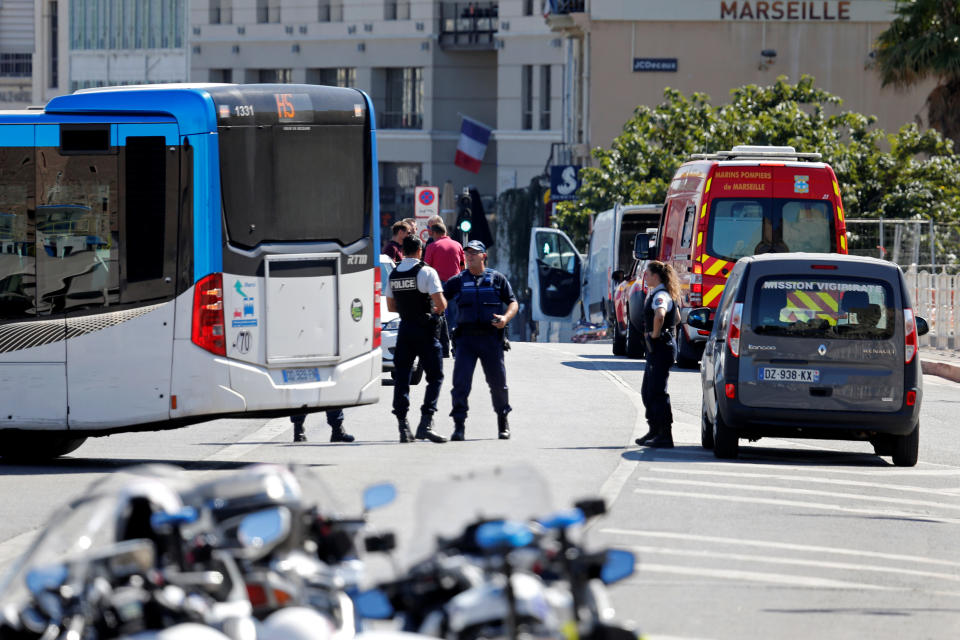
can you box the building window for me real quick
[521,65,533,130]
[318,1,343,22]
[0,54,32,78]
[383,68,423,129]
[257,0,280,23]
[385,0,410,20]
[49,2,59,88]
[379,162,422,234]
[210,0,232,24]
[257,69,292,83]
[210,68,233,83]
[308,68,356,87]
[523,0,534,15]
[539,65,551,130]
[71,0,184,50]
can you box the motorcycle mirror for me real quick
[574,498,606,519]
[363,483,397,512]
[475,520,534,551]
[353,588,394,620]
[538,508,585,530]
[237,506,291,557]
[364,532,396,553]
[25,564,67,596]
[600,548,636,585]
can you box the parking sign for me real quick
[414,186,440,241]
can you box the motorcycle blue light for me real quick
[475,520,534,550]
[538,508,585,530]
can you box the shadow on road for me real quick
[620,444,890,467]
[562,360,647,372]
[0,457,332,475]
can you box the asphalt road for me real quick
[1,341,959,639]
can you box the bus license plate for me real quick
[758,367,820,383]
[282,367,321,383]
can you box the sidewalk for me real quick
[921,349,960,384]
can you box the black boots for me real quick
[293,420,307,443]
[451,420,466,441]
[416,415,447,443]
[398,418,415,443]
[635,425,658,447]
[646,424,674,448]
[330,422,355,443]
[498,415,510,440]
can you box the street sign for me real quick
[550,165,582,202]
[414,186,439,242]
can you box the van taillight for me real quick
[374,268,382,349]
[191,273,226,356]
[725,383,736,399]
[727,302,743,358]
[904,308,918,364]
[690,261,703,305]
[906,390,917,406]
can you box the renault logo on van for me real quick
[818,344,827,356]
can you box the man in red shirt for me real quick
[382,220,408,263]
[425,221,465,356]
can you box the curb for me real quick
[921,359,960,384]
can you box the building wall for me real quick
[0,0,35,107]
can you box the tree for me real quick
[556,75,960,251]
[873,0,960,145]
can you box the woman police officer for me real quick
[636,260,681,448]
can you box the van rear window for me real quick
[751,276,894,340]
[708,198,836,261]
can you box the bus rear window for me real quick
[751,277,894,340]
[218,124,369,249]
[707,198,836,261]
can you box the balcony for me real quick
[439,2,498,50]
[544,0,586,32]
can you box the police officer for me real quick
[290,411,354,443]
[636,260,681,448]
[443,240,518,441]
[386,235,448,444]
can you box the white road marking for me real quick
[633,488,960,524]
[648,466,960,500]
[639,476,960,513]
[600,528,960,570]
[627,544,960,584]
[202,417,291,462]
[681,460,960,475]
[631,562,899,591]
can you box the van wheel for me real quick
[701,404,715,450]
[625,319,645,359]
[675,330,701,369]
[712,407,739,459]
[612,321,626,356]
[892,424,919,467]
[0,433,87,460]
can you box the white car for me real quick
[380,254,423,384]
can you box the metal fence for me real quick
[905,268,960,353]
[846,218,960,273]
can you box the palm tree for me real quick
[874,0,960,145]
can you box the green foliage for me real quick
[558,75,960,250]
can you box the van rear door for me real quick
[738,270,903,413]
[528,227,583,322]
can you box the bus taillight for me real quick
[373,268,382,349]
[192,273,226,356]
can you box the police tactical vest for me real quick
[644,287,679,335]
[390,262,433,325]
[457,269,502,329]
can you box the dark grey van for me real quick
[686,253,929,466]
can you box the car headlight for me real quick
[383,318,401,331]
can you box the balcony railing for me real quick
[546,0,584,14]
[440,2,498,49]
[380,111,423,129]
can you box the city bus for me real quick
[0,83,382,458]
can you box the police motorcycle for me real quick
[353,465,639,640]
[153,464,397,640]
[0,468,239,640]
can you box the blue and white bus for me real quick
[0,83,382,458]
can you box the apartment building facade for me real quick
[190,0,565,229]
[546,0,936,166]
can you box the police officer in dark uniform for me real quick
[636,260,681,448]
[386,235,448,444]
[290,410,354,443]
[443,240,518,441]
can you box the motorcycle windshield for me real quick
[407,464,554,566]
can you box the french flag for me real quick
[454,116,492,174]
